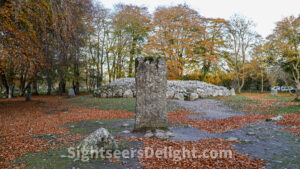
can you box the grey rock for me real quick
[189,93,198,101]
[134,57,168,130]
[166,90,175,99]
[123,89,133,98]
[78,128,118,152]
[247,132,256,136]
[230,88,236,96]
[121,130,130,134]
[155,131,168,139]
[166,131,175,137]
[266,115,284,122]
[226,137,238,141]
[144,132,154,138]
[270,89,278,96]
[68,88,75,98]
[121,123,130,127]
[174,93,184,101]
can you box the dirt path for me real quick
[170,99,300,169]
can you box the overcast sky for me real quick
[98,0,299,38]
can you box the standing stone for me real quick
[270,89,278,96]
[68,88,75,98]
[134,57,168,130]
[230,88,236,96]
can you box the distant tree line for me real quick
[0,2,299,99]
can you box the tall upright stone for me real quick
[134,57,168,130]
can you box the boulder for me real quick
[123,90,133,98]
[155,129,168,139]
[78,128,118,152]
[230,88,236,96]
[174,93,184,101]
[270,89,278,96]
[68,88,75,98]
[189,93,198,101]
[166,90,175,99]
[266,115,283,122]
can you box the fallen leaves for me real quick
[0,96,134,168]
[276,113,300,136]
[136,138,265,168]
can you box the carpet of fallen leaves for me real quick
[129,137,265,169]
[168,110,274,133]
[277,113,300,136]
[0,96,134,168]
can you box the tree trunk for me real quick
[128,37,137,77]
[47,78,52,95]
[261,74,264,93]
[26,83,32,101]
[238,77,245,93]
[8,84,14,99]
[1,75,9,98]
[296,83,300,100]
[58,78,65,96]
[32,79,38,95]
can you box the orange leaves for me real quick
[277,113,300,136]
[136,137,265,168]
[0,96,134,168]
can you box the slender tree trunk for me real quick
[261,73,264,93]
[32,79,38,95]
[47,80,52,95]
[128,37,137,77]
[1,75,9,98]
[296,82,300,100]
[26,83,32,101]
[8,84,14,99]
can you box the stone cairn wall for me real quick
[134,57,168,130]
[94,75,231,100]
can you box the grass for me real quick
[221,95,261,111]
[67,95,184,113]
[273,104,300,114]
[262,95,295,101]
[64,119,130,135]
[67,96,136,112]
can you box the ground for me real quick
[0,93,299,168]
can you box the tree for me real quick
[266,16,300,99]
[226,14,259,93]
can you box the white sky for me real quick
[98,0,300,38]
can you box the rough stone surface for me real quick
[68,88,75,98]
[123,89,133,98]
[78,128,118,152]
[94,78,230,99]
[270,89,278,96]
[266,116,284,122]
[189,93,198,101]
[144,132,154,138]
[134,57,168,130]
[174,93,184,101]
[230,88,236,96]
[166,90,175,99]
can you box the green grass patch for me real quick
[67,95,183,113]
[262,95,295,101]
[222,95,261,110]
[272,104,300,114]
[64,119,130,135]
[67,96,136,112]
